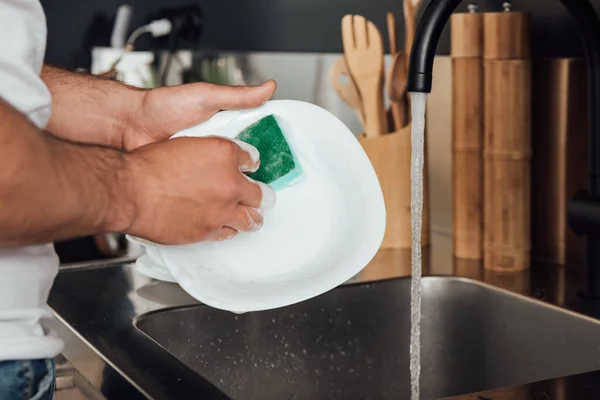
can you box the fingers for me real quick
[224,206,264,233]
[203,80,277,110]
[207,206,264,242]
[239,174,276,212]
[236,173,263,208]
[227,138,260,173]
[225,138,276,211]
[208,226,238,241]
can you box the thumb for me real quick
[204,80,277,110]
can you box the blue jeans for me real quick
[0,359,55,400]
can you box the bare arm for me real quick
[0,97,131,247]
[0,97,274,247]
[41,65,144,149]
[41,64,278,151]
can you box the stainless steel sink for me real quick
[134,277,600,400]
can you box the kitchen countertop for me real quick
[47,234,600,399]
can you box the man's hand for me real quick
[123,80,277,151]
[42,65,277,151]
[0,96,276,247]
[114,136,276,244]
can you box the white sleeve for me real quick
[0,0,51,129]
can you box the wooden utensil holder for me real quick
[359,124,430,249]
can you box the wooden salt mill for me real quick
[451,5,484,260]
[483,4,532,271]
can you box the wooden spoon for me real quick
[387,51,409,130]
[387,11,409,130]
[330,56,365,126]
[341,14,386,138]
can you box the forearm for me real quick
[42,65,145,149]
[0,98,132,247]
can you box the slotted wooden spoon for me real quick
[330,57,365,127]
[341,14,386,138]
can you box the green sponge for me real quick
[236,114,303,191]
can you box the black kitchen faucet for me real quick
[407,0,600,296]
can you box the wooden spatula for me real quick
[330,57,365,127]
[342,14,386,138]
[387,52,409,130]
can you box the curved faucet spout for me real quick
[407,0,463,93]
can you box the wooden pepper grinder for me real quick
[451,4,484,260]
[483,3,532,271]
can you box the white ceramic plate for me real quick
[127,235,176,282]
[135,254,177,283]
[132,100,385,313]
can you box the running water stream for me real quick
[409,92,427,400]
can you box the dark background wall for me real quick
[41,0,600,69]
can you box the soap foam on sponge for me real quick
[236,114,303,191]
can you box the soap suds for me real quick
[224,231,237,241]
[246,209,263,232]
[229,138,260,172]
[243,174,276,212]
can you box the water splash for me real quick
[409,92,427,400]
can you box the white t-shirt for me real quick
[0,0,63,360]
